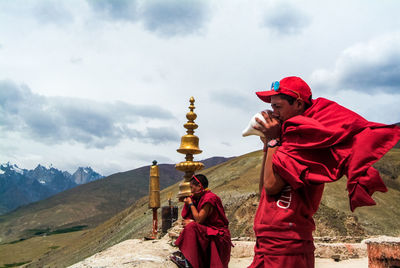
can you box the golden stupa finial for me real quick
[176,97,204,200]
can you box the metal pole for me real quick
[152,208,158,238]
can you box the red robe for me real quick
[175,190,231,268]
[250,184,323,267]
[249,97,400,268]
[273,97,400,211]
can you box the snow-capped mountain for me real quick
[71,167,102,184]
[0,163,103,215]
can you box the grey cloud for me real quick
[311,34,400,94]
[24,108,62,139]
[140,0,210,37]
[262,3,310,35]
[122,126,179,145]
[112,100,173,119]
[70,57,83,64]
[124,151,173,165]
[221,141,231,147]
[33,1,74,25]
[337,56,400,93]
[0,80,177,148]
[209,89,261,111]
[0,82,42,130]
[86,0,138,22]
[21,0,210,38]
[143,127,180,144]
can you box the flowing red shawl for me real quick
[273,97,400,211]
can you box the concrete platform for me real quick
[69,235,370,268]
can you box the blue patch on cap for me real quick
[271,81,279,91]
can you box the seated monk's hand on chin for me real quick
[182,197,195,227]
[183,197,192,205]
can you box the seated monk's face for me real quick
[190,181,202,196]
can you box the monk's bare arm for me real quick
[253,111,285,195]
[259,149,267,195]
[190,203,213,224]
[263,146,286,195]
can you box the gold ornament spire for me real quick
[149,160,160,209]
[148,160,160,239]
[176,97,204,200]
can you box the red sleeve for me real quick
[275,98,400,211]
[344,125,397,211]
[181,203,193,220]
[272,150,308,190]
[199,192,217,209]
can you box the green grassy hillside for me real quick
[1,149,399,267]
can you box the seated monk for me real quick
[171,174,232,268]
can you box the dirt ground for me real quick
[229,257,368,267]
[68,236,369,268]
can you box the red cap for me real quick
[256,76,312,104]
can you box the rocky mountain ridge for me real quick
[0,163,103,215]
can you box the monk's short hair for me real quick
[191,174,209,188]
[278,93,312,110]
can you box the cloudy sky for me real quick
[1,0,399,176]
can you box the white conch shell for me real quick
[242,111,267,137]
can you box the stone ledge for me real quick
[364,236,400,267]
[315,243,367,260]
[231,241,255,258]
[230,240,368,261]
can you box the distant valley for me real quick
[0,156,232,243]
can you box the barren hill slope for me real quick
[0,157,231,244]
[17,148,400,268]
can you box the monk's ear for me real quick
[295,99,305,112]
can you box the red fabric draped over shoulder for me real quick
[272,97,400,211]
